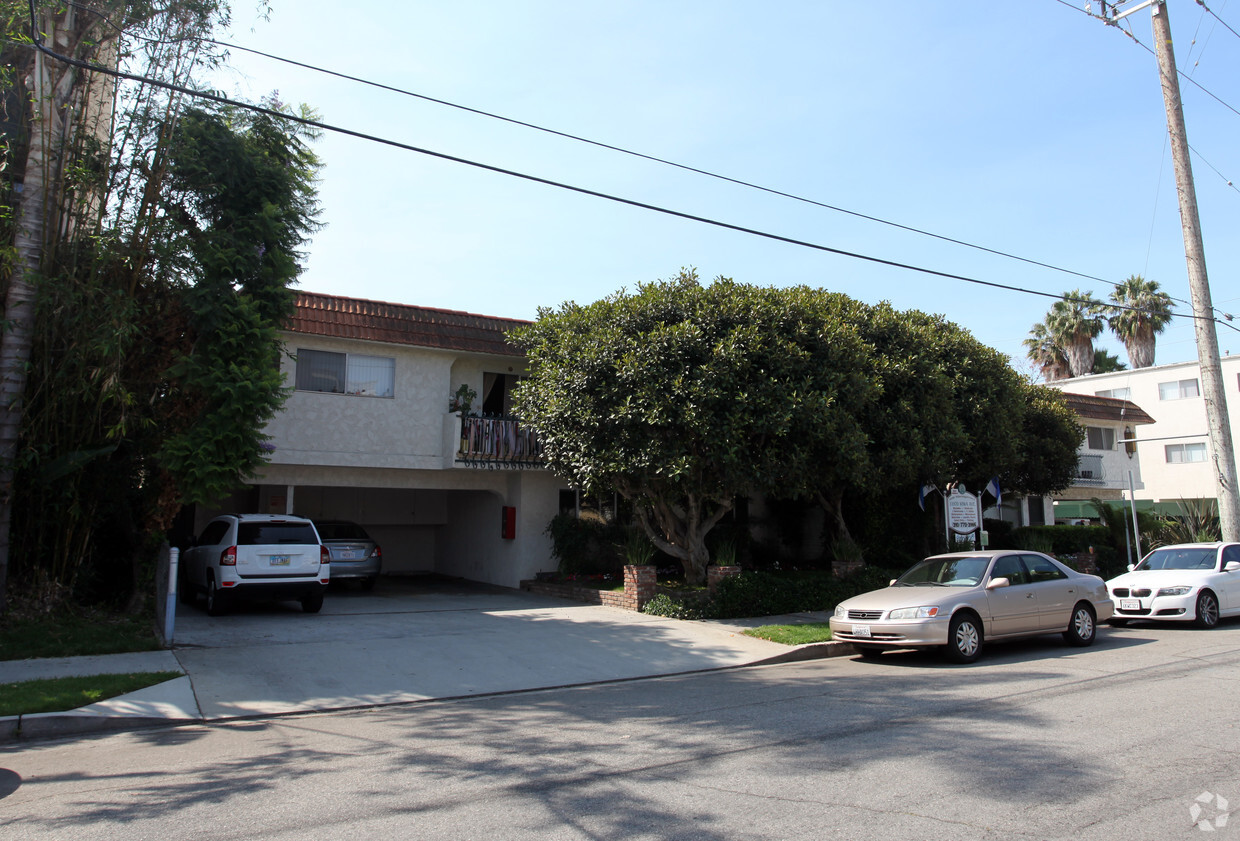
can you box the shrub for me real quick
[641,592,707,620]
[983,518,1015,549]
[544,514,626,576]
[641,566,902,620]
[1011,524,1109,555]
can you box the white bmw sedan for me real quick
[1107,542,1240,629]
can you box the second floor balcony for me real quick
[445,414,545,470]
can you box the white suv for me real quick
[180,514,329,615]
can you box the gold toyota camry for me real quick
[828,550,1114,663]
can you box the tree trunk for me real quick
[0,9,110,613]
[0,46,61,614]
[817,489,864,567]
[630,491,731,586]
[1125,327,1155,369]
[1067,338,1094,378]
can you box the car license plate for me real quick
[269,554,291,566]
[1120,599,1140,611]
[338,550,359,560]
[852,624,872,638]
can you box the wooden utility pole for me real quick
[1105,0,1240,540]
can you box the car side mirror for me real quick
[986,577,1010,590]
[1225,562,1240,572]
[1127,564,1136,572]
[889,579,897,587]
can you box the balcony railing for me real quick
[1074,453,1106,487]
[455,415,545,469]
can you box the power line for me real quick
[24,5,1239,334]
[59,0,1152,296]
[63,0,1239,328]
[1194,0,1240,41]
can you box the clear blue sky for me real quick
[210,1,1240,373]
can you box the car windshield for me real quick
[894,556,990,587]
[1136,547,1216,571]
[316,522,371,541]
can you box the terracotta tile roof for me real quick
[1059,392,1156,425]
[286,291,529,357]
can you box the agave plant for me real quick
[1153,498,1221,546]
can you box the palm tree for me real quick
[1108,275,1173,369]
[1092,348,1127,374]
[1023,320,1070,382]
[1046,290,1105,378]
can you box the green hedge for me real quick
[1011,524,1110,555]
[642,566,901,620]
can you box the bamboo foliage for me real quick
[1,2,322,611]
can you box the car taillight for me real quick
[373,545,382,559]
[220,546,237,566]
[321,545,330,565]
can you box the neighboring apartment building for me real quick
[983,392,1154,526]
[1050,354,1240,511]
[194,292,569,589]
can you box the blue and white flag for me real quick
[918,483,937,511]
[985,477,1002,507]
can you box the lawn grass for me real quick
[0,672,183,716]
[742,623,834,645]
[0,609,161,661]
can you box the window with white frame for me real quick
[1095,387,1131,399]
[295,349,395,397]
[1158,378,1200,400]
[1085,427,1115,451]
[1165,442,1207,463]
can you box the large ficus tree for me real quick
[515,274,1084,579]
[512,271,875,585]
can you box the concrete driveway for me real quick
[171,576,795,720]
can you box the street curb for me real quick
[748,640,857,666]
[0,711,202,744]
[0,642,859,745]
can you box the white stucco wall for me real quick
[269,335,455,470]
[240,334,568,589]
[1072,417,1144,495]
[1052,355,1240,502]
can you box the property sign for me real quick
[947,490,980,535]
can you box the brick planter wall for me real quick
[520,565,657,611]
[708,565,741,592]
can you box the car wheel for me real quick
[361,576,378,592]
[945,612,983,664]
[1195,590,1220,629]
[853,645,884,660]
[1063,603,1096,646]
[1108,618,1129,627]
[301,590,325,614]
[205,576,230,617]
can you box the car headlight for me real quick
[834,605,847,618]
[888,606,940,620]
[1157,586,1192,597]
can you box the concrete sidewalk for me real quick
[1,579,849,743]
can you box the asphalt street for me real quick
[3,621,1239,840]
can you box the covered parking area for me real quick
[186,465,566,589]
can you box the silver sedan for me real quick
[828,550,1114,663]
